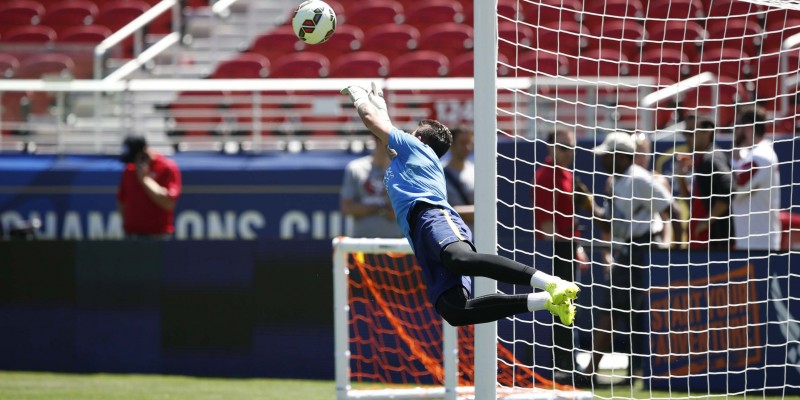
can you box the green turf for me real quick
[0,371,334,400]
[1,371,798,400]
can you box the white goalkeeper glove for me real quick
[340,85,369,108]
[367,82,390,123]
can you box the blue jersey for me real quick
[385,128,458,247]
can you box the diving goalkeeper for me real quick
[342,83,579,326]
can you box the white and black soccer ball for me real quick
[291,1,337,45]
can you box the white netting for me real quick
[495,0,800,397]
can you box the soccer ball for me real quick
[292,1,337,45]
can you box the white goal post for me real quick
[332,237,459,400]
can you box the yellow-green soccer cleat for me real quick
[545,280,580,305]
[545,298,576,326]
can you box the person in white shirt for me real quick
[443,127,475,229]
[731,105,781,251]
[583,132,684,385]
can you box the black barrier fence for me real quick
[0,239,334,378]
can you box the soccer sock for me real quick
[527,292,551,311]
[530,270,559,289]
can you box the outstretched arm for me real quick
[342,83,393,144]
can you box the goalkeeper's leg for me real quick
[441,242,579,304]
[435,286,576,326]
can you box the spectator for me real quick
[632,132,673,245]
[585,132,683,384]
[340,143,402,238]
[443,127,475,227]
[531,126,592,385]
[731,105,781,251]
[117,135,181,239]
[675,114,733,249]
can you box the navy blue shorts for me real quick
[410,204,474,305]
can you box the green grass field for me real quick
[1,371,798,400]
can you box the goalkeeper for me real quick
[342,83,579,326]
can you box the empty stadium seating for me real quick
[2,0,799,136]
[329,51,389,77]
[360,24,419,59]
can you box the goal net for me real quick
[486,0,800,397]
[332,237,593,399]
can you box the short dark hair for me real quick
[545,126,572,145]
[737,105,768,137]
[120,135,147,163]
[416,119,452,158]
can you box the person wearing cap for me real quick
[675,114,733,249]
[116,135,182,238]
[582,131,683,385]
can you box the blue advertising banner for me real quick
[2,137,800,241]
[648,250,800,394]
[0,152,357,240]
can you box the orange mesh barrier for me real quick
[348,251,573,391]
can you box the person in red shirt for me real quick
[531,126,592,385]
[117,135,181,238]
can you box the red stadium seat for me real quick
[249,26,305,60]
[95,0,148,32]
[0,53,20,78]
[329,51,389,77]
[518,50,569,76]
[361,24,419,59]
[345,0,404,30]
[95,0,148,57]
[40,0,98,35]
[704,18,762,58]
[521,0,582,25]
[405,0,465,30]
[210,53,269,79]
[644,20,704,62]
[644,0,703,20]
[17,53,76,115]
[58,24,111,44]
[764,8,800,34]
[389,50,448,77]
[706,0,762,24]
[535,21,588,57]
[762,19,800,53]
[572,48,630,77]
[498,21,536,62]
[496,0,520,22]
[17,53,75,78]
[698,47,752,80]
[311,25,363,60]
[1,25,56,44]
[591,20,645,61]
[56,24,112,78]
[269,52,330,78]
[638,48,692,83]
[449,52,511,77]
[582,0,643,33]
[0,0,45,35]
[416,23,473,58]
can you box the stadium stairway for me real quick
[52,0,297,153]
